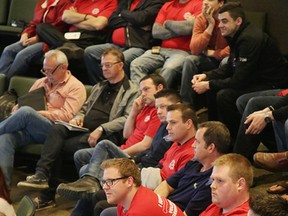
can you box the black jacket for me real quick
[108,0,167,49]
[205,22,288,91]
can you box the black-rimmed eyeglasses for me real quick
[101,176,128,187]
[40,64,62,76]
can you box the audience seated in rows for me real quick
[191,2,288,141]
[69,90,194,216]
[84,0,166,83]
[17,48,139,210]
[180,0,229,109]
[0,50,86,188]
[130,0,203,88]
[0,0,71,81]
[1,0,288,215]
[52,74,165,201]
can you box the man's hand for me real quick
[244,111,269,134]
[20,33,29,46]
[192,74,207,85]
[63,9,78,18]
[69,118,83,127]
[203,4,215,26]
[23,36,38,46]
[88,127,103,147]
[69,6,77,12]
[132,96,145,114]
[185,14,195,22]
[192,81,209,94]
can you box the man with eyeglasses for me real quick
[101,121,231,216]
[0,49,86,190]
[54,74,165,214]
[17,48,139,210]
[68,90,192,216]
[84,0,166,84]
[100,158,185,216]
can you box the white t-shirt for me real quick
[0,198,16,216]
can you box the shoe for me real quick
[253,151,288,172]
[56,176,101,200]
[33,197,56,211]
[17,174,48,189]
[267,181,288,194]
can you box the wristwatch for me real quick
[264,114,272,124]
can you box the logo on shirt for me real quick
[144,116,150,122]
[184,12,192,20]
[168,160,175,170]
[92,8,100,15]
[239,57,248,62]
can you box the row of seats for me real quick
[0,0,38,36]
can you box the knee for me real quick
[84,46,100,59]
[16,106,37,116]
[97,140,114,149]
[74,148,91,161]
[244,97,260,112]
[236,95,247,114]
[74,149,82,162]
[130,57,141,69]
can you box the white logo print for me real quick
[92,8,100,15]
[184,12,192,20]
[169,160,175,170]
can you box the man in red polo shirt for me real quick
[36,0,118,59]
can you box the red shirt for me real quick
[69,0,118,31]
[199,200,250,216]
[155,0,202,50]
[112,0,142,46]
[121,106,160,150]
[117,186,185,216]
[23,0,71,37]
[160,137,195,180]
